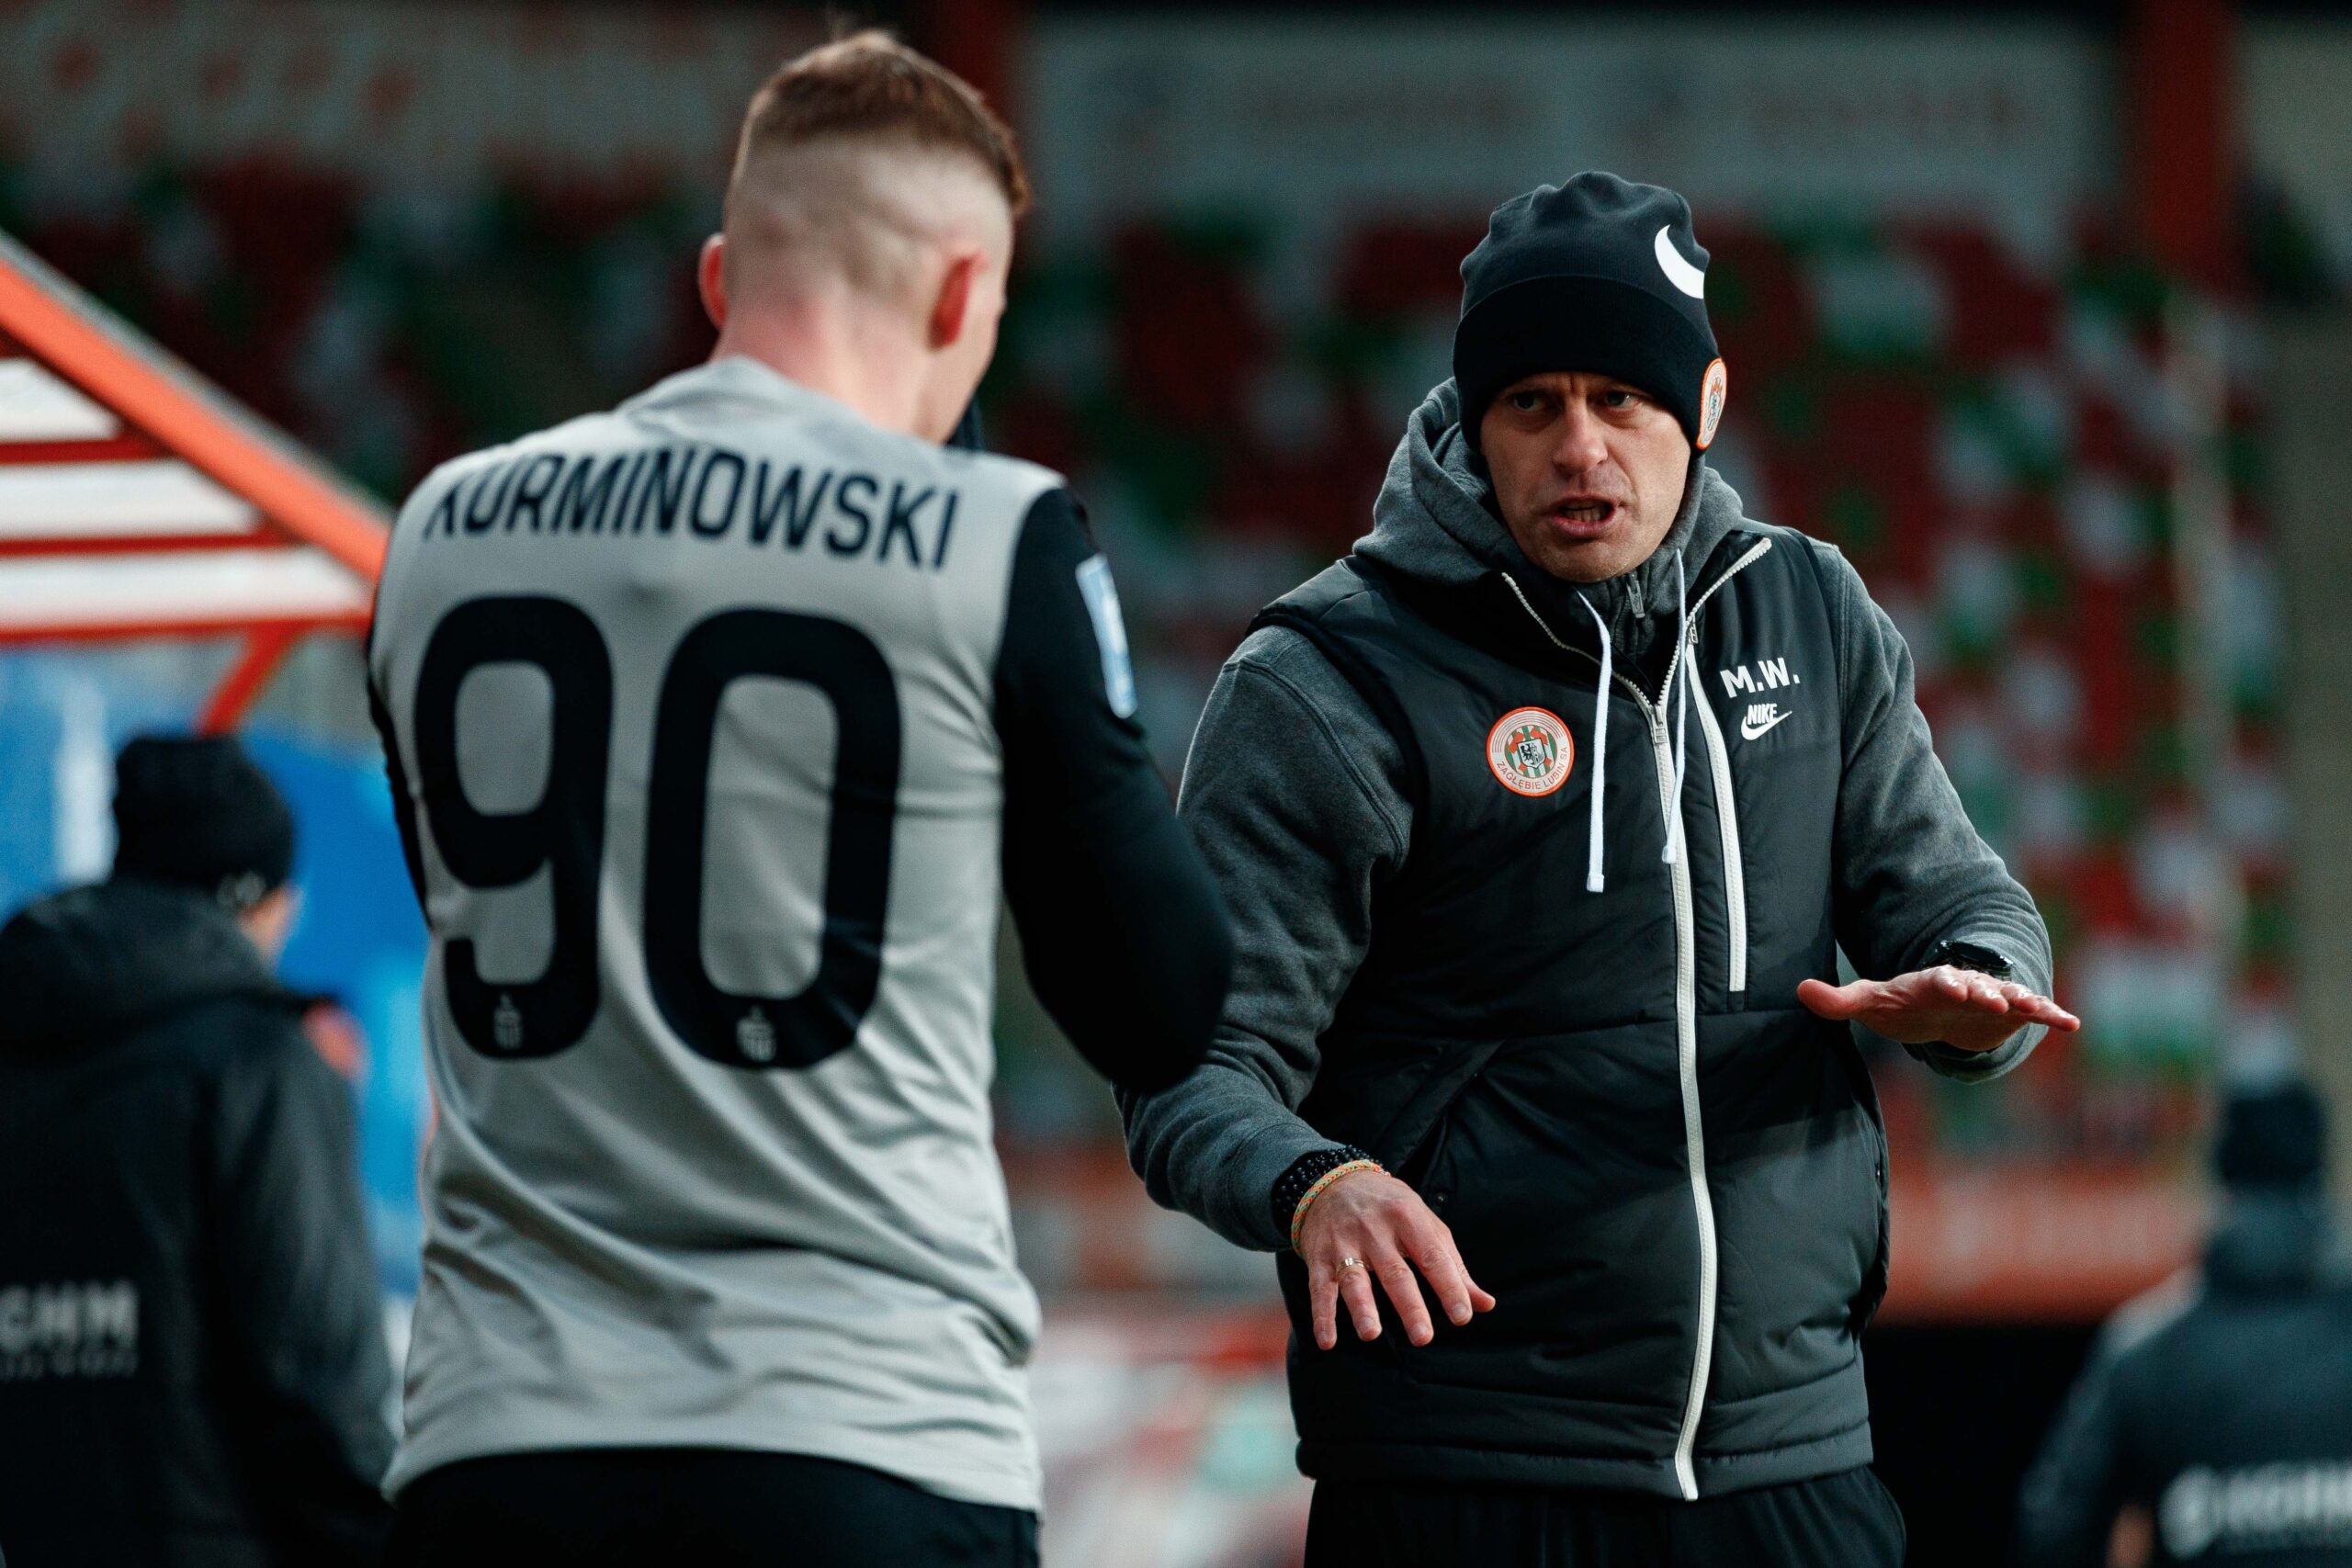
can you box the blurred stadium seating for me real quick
[0,150,2285,1162]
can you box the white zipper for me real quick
[1643,539,1774,709]
[1656,537,1769,1497]
[1687,641,1748,995]
[1502,536,1773,1501]
[1649,700,1717,1502]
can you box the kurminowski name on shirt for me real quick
[428,446,962,570]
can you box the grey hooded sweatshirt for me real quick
[1123,379,2052,1259]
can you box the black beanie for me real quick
[2214,1080,2328,1191]
[110,734,296,911]
[1453,172,1724,451]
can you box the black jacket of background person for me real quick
[1124,381,2055,1501]
[0,878,394,1568]
[2017,1196,2352,1567]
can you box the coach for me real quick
[1123,173,2078,1567]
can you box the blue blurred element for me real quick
[0,650,428,1298]
[244,733,429,1297]
[0,653,186,909]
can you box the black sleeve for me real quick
[205,1014,397,1564]
[2014,1329,2134,1568]
[365,611,429,911]
[368,671,429,911]
[996,488,1233,1093]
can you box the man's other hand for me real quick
[1296,1168,1497,1350]
[1798,964,2081,1054]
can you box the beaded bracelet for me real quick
[1288,1158,1385,1255]
[1272,1145,1377,1239]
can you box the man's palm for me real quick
[1797,965,2079,1055]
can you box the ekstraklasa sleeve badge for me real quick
[1487,706,1575,796]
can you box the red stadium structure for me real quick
[0,228,389,731]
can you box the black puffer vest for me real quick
[1259,525,1886,1500]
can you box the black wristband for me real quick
[1924,940,2014,982]
[1272,1145,1379,1239]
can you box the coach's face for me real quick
[1479,370,1690,584]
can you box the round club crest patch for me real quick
[1487,706,1575,796]
[1696,357,1729,451]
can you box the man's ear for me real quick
[928,251,981,352]
[697,234,729,333]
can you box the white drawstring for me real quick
[1503,561,1693,897]
[1661,550,1689,865]
[1573,592,1612,893]
[1501,572,1611,893]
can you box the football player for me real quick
[369,33,1232,1567]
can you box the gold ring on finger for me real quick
[1340,1257,1365,1270]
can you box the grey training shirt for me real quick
[369,357,1228,1510]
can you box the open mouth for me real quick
[1555,500,1618,525]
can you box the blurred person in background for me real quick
[367,31,1229,1568]
[0,734,395,1568]
[1124,173,2078,1567]
[2017,1079,2352,1568]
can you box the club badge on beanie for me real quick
[1453,171,1727,452]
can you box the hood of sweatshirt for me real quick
[2205,1190,2339,1297]
[0,878,293,1056]
[1355,378,1753,677]
[1346,378,1772,897]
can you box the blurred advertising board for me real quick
[1882,1162,2202,1323]
[1006,1145,2202,1327]
[0,0,821,189]
[1026,15,2109,254]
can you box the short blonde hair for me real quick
[729,30,1029,224]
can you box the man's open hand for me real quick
[1797,964,2080,1054]
[1295,1168,1496,1350]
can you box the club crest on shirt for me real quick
[1487,706,1575,796]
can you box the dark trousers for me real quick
[1306,1465,1906,1568]
[388,1449,1039,1568]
